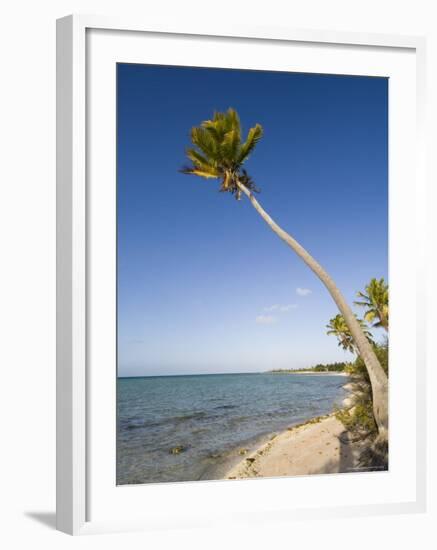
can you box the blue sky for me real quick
[117,64,388,377]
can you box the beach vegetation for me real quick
[354,278,389,331]
[269,361,348,374]
[326,278,389,468]
[335,341,389,469]
[326,314,374,354]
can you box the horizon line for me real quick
[117,371,266,379]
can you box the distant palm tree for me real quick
[181,108,388,440]
[326,314,373,355]
[354,278,389,331]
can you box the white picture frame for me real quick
[56,14,427,535]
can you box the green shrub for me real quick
[350,340,388,379]
[337,341,388,445]
[336,402,377,438]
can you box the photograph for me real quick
[0,0,430,544]
[116,63,389,486]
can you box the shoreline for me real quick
[224,385,364,479]
[224,412,363,479]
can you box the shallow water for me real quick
[117,372,347,484]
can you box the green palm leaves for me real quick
[327,278,388,356]
[181,108,263,199]
[326,314,373,354]
[354,278,389,331]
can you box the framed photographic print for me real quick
[56,15,427,535]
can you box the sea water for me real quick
[117,372,347,484]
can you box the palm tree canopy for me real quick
[180,108,263,199]
[354,278,389,330]
[326,313,373,354]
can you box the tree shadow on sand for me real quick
[306,430,366,476]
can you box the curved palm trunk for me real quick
[237,180,388,440]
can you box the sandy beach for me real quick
[225,411,364,479]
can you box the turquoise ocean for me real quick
[117,372,348,484]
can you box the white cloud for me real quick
[264,304,298,312]
[255,315,277,325]
[296,287,312,297]
[279,304,298,312]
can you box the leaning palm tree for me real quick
[326,313,374,355]
[181,108,388,441]
[354,278,389,332]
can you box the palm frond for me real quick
[226,108,241,133]
[355,278,389,331]
[221,129,241,165]
[204,111,228,139]
[364,310,376,323]
[202,124,222,142]
[179,166,219,179]
[238,124,263,164]
[190,127,220,160]
[326,313,373,353]
[186,148,217,171]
